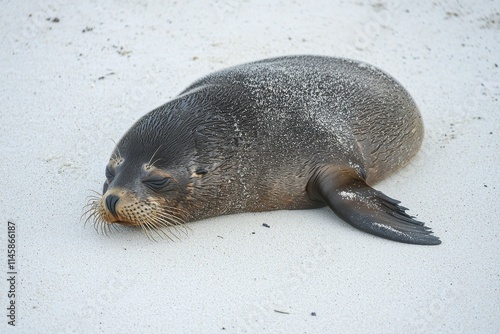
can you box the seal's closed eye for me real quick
[143,177,171,191]
[105,165,114,181]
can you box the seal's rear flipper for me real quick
[309,169,441,245]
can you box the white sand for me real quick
[1,1,499,333]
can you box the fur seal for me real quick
[85,55,440,245]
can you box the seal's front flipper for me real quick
[309,168,441,245]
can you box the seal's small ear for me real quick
[308,167,441,245]
[195,167,208,175]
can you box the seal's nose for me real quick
[105,194,120,218]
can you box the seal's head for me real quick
[84,103,210,240]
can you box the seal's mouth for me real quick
[110,220,135,227]
[81,191,190,241]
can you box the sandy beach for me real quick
[1,1,499,333]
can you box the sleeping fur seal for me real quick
[85,55,440,245]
